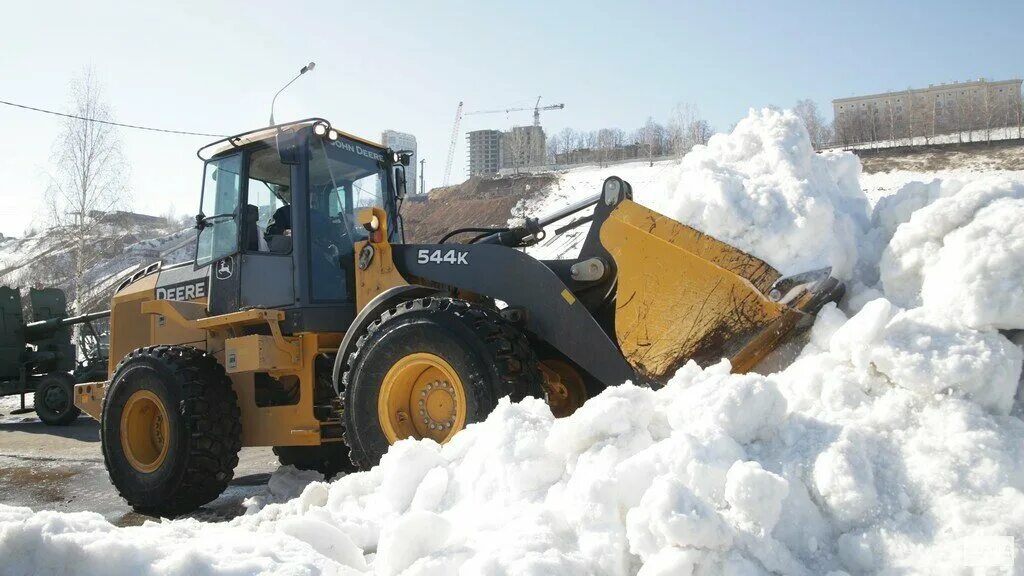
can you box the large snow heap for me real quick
[2,109,1023,576]
[639,109,870,279]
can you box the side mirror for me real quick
[395,149,413,166]
[395,166,407,199]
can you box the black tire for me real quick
[342,297,543,469]
[34,372,81,426]
[101,346,241,517]
[272,443,357,478]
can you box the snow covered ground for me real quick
[824,125,1024,152]
[2,109,1023,575]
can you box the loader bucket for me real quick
[599,200,843,382]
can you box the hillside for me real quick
[403,174,556,243]
[0,216,193,313]
[854,138,1024,173]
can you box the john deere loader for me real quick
[74,119,842,516]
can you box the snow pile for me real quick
[3,333,1020,574]
[2,109,1024,575]
[526,109,871,279]
[640,109,870,279]
[879,177,1024,330]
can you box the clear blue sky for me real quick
[1,0,1021,237]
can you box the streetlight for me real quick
[269,61,315,126]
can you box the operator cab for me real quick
[194,119,408,333]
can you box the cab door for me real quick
[196,153,243,316]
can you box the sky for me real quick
[1,0,1022,238]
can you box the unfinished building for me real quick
[466,129,502,176]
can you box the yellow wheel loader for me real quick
[74,119,843,516]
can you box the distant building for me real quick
[833,78,1023,145]
[500,125,546,171]
[467,129,502,176]
[381,130,418,195]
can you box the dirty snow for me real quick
[2,109,1024,575]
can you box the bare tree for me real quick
[546,134,562,164]
[793,99,833,149]
[501,127,537,175]
[45,69,130,313]
[924,95,938,145]
[686,119,714,148]
[668,103,714,156]
[639,117,665,166]
[954,92,971,143]
[1015,91,1024,139]
[669,103,698,156]
[981,85,995,143]
[904,90,917,146]
[555,127,577,163]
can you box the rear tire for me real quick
[341,297,543,469]
[101,346,241,517]
[34,372,80,426]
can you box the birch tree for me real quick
[45,70,130,313]
[793,99,832,149]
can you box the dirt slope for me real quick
[402,174,556,243]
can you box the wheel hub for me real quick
[540,360,588,418]
[379,353,466,444]
[44,384,68,412]
[120,390,170,473]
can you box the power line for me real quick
[0,98,226,138]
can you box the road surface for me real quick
[0,395,279,526]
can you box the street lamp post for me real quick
[269,61,316,126]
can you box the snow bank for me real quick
[4,336,1021,574]
[2,110,1024,575]
[879,177,1024,330]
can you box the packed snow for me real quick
[2,109,1023,575]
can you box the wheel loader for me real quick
[73,119,843,516]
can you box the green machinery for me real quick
[0,286,109,425]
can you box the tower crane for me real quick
[442,101,464,187]
[466,96,565,127]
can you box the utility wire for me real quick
[0,98,226,138]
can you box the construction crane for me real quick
[442,101,464,187]
[465,96,565,127]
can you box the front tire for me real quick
[341,297,543,469]
[101,346,241,517]
[34,372,80,426]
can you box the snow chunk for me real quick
[880,177,1024,329]
[724,461,789,531]
[627,477,734,557]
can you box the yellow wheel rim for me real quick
[378,352,466,444]
[120,390,170,473]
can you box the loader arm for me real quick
[392,243,637,386]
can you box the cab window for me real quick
[245,146,292,254]
[307,137,386,302]
[196,154,242,267]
